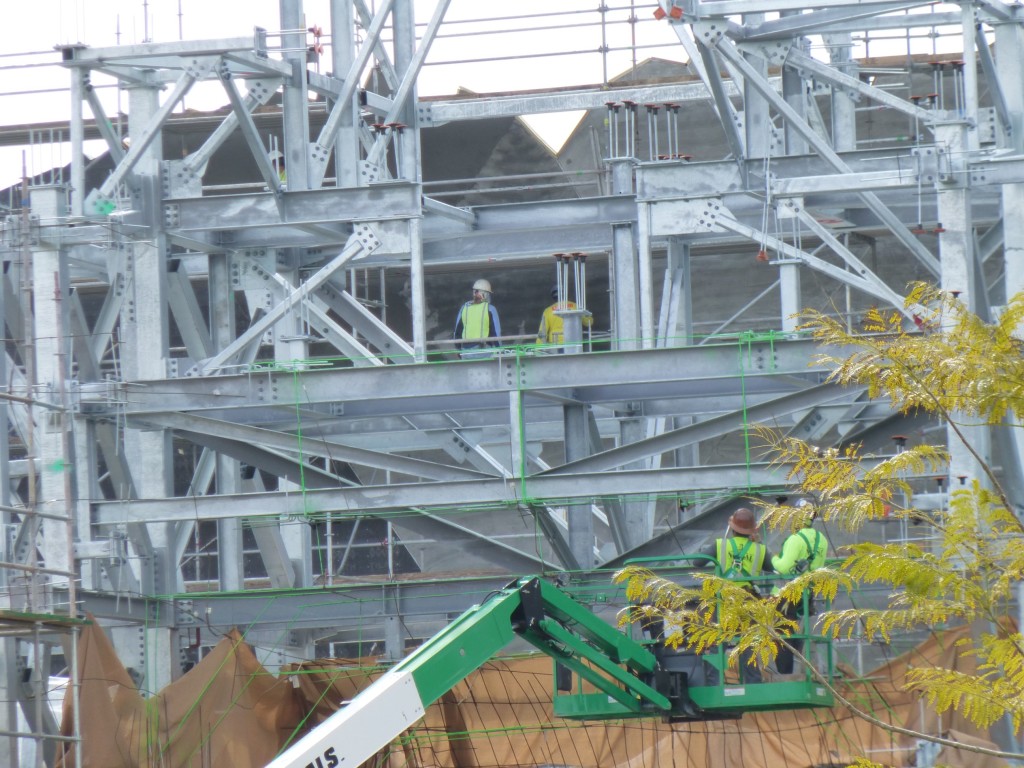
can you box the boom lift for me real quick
[267,575,834,768]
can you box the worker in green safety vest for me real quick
[268,150,287,186]
[771,499,829,675]
[702,507,770,587]
[700,506,772,683]
[453,278,502,359]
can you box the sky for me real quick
[0,0,686,190]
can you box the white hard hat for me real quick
[268,149,283,161]
[795,498,817,523]
[473,279,492,293]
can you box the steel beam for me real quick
[743,3,928,39]
[540,382,860,475]
[93,462,790,525]
[95,340,833,419]
[190,233,378,374]
[86,66,206,215]
[310,0,395,184]
[165,183,420,230]
[707,32,942,276]
[136,412,494,482]
[419,82,741,126]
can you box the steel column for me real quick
[564,402,592,569]
[28,187,73,590]
[331,0,360,187]
[120,81,177,691]
[936,123,990,484]
[279,0,311,190]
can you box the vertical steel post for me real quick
[564,404,592,568]
[280,0,311,189]
[960,5,980,151]
[781,13,808,154]
[120,78,178,691]
[0,192,16,766]
[68,67,85,216]
[331,0,360,187]
[743,13,771,159]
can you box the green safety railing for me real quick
[611,556,836,715]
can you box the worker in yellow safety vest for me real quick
[453,279,502,358]
[699,506,771,683]
[702,507,770,587]
[536,285,593,346]
[268,150,287,184]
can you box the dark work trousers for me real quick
[776,596,814,675]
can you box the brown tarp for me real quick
[283,626,1006,768]
[56,615,301,767]
[60,619,1008,768]
[54,612,143,767]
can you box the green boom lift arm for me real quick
[266,575,832,768]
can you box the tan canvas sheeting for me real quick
[56,615,301,767]
[283,625,1006,768]
[54,612,143,767]
[59,618,1008,767]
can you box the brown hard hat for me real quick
[728,507,758,536]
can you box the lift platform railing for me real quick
[610,555,836,716]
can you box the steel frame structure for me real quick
[1,0,1024,760]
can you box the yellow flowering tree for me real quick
[617,284,1024,760]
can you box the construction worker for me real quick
[536,285,593,347]
[268,150,286,184]
[700,507,771,683]
[453,279,501,358]
[771,500,829,675]
[701,507,771,588]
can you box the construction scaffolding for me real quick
[0,0,1023,764]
